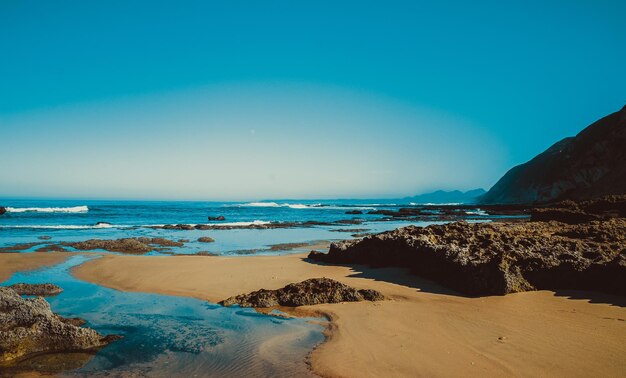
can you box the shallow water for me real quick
[2,255,325,377]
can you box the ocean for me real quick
[0,198,470,254]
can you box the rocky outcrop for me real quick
[219,278,384,308]
[481,105,626,204]
[207,216,226,221]
[197,237,215,243]
[345,210,363,215]
[0,287,120,365]
[308,220,626,296]
[530,195,626,224]
[64,237,183,254]
[7,283,63,297]
[0,207,6,216]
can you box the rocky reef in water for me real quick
[309,197,626,296]
[62,237,184,254]
[0,287,120,366]
[7,283,63,297]
[220,278,384,308]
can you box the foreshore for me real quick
[71,252,626,377]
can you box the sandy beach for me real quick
[72,252,626,377]
[0,252,71,282]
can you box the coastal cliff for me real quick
[481,105,626,204]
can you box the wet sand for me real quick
[72,252,626,377]
[0,252,71,282]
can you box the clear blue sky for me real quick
[1,0,624,200]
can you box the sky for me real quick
[0,0,624,200]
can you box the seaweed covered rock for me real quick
[0,287,120,365]
[64,237,184,254]
[309,220,626,296]
[7,283,63,297]
[220,278,384,308]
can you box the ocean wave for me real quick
[148,220,272,227]
[5,206,89,213]
[0,223,115,230]
[236,202,375,210]
[409,202,463,206]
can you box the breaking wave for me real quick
[5,206,89,213]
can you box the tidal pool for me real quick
[2,255,326,377]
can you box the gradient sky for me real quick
[1,1,625,200]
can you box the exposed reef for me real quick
[219,278,384,308]
[7,283,63,297]
[63,237,184,254]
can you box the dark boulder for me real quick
[345,210,363,215]
[0,207,5,216]
[208,216,226,221]
[197,237,215,243]
[219,278,384,308]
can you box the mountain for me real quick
[481,105,626,204]
[405,189,486,204]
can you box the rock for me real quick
[0,207,5,216]
[0,287,120,365]
[197,237,215,243]
[208,216,226,221]
[308,219,626,296]
[345,210,363,215]
[38,236,51,240]
[219,278,384,308]
[64,237,183,254]
[530,195,626,224]
[7,283,63,297]
[481,105,626,204]
[195,251,219,256]
[35,245,68,253]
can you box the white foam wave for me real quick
[239,202,281,207]
[6,206,89,213]
[237,202,374,210]
[409,202,463,206]
[207,220,272,227]
[0,223,114,230]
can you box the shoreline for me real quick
[72,252,626,377]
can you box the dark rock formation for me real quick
[345,210,363,215]
[197,237,215,243]
[0,287,120,365]
[308,220,626,296]
[530,195,626,224]
[35,245,68,253]
[38,236,52,240]
[0,207,5,216]
[481,105,626,204]
[219,278,384,308]
[64,237,183,254]
[7,283,63,297]
[208,216,226,221]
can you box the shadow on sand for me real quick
[303,257,626,307]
